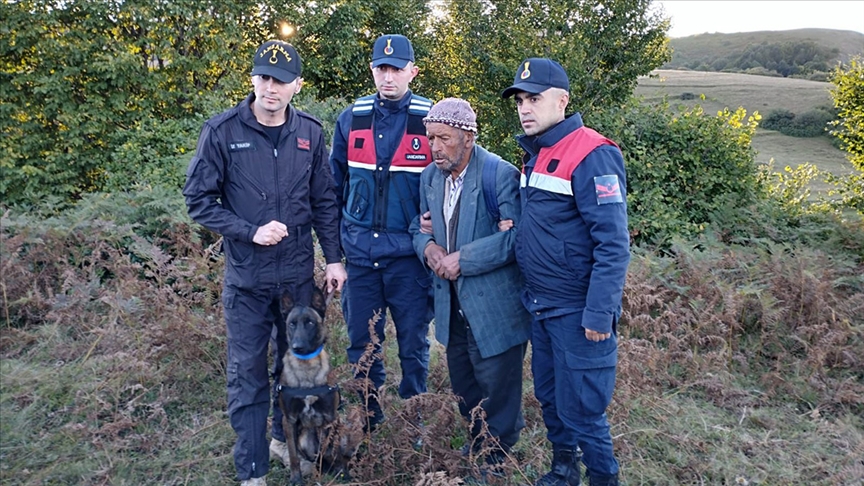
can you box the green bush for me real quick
[762,108,796,131]
[786,109,833,137]
[589,100,763,246]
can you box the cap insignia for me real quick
[384,38,394,55]
[260,43,292,64]
[520,61,531,80]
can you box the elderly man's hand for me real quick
[438,251,461,281]
[424,243,447,273]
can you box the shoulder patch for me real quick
[594,175,623,205]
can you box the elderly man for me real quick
[409,98,532,469]
[501,58,630,486]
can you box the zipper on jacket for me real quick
[235,167,267,201]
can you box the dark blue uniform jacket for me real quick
[329,91,433,268]
[183,93,341,290]
[515,114,630,335]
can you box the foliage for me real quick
[762,107,835,138]
[421,0,671,163]
[588,99,763,246]
[827,57,864,215]
[0,0,273,205]
[661,28,864,78]
[269,0,433,102]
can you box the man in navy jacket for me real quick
[184,40,346,486]
[502,58,630,486]
[330,34,434,431]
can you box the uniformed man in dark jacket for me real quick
[183,40,347,486]
[329,34,434,431]
[502,58,630,486]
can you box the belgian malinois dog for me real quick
[277,283,350,485]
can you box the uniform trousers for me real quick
[342,256,431,398]
[531,310,620,476]
[222,283,311,480]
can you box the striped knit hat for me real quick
[423,97,478,133]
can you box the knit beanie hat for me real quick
[423,98,478,133]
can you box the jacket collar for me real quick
[238,92,298,134]
[517,112,584,157]
[375,89,414,113]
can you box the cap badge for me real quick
[260,43,292,64]
[520,61,531,80]
[384,38,394,55]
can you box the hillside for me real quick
[635,69,852,193]
[663,28,864,76]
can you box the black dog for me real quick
[277,284,350,485]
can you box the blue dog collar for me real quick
[291,345,324,360]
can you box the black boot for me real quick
[361,390,384,433]
[586,472,619,486]
[535,448,581,486]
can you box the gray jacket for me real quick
[410,145,531,358]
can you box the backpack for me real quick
[480,152,502,221]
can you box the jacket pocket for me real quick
[348,179,369,220]
[223,237,254,266]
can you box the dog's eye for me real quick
[288,321,296,329]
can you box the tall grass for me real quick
[1,195,862,485]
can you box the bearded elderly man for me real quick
[409,98,532,470]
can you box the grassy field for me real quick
[636,69,853,194]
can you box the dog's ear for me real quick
[280,291,295,318]
[310,285,328,320]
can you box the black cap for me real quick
[501,58,570,98]
[371,34,415,69]
[251,40,301,83]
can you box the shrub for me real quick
[786,109,834,137]
[590,99,763,246]
[762,108,796,132]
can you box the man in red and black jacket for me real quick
[329,34,434,431]
[184,40,346,486]
[501,58,630,486]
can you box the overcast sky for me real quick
[654,1,864,38]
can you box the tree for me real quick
[828,57,864,215]
[0,0,272,204]
[271,0,433,102]
[423,0,671,162]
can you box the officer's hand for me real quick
[498,219,514,232]
[420,211,433,234]
[324,263,347,292]
[585,328,611,342]
[253,220,288,246]
[438,251,461,281]
[424,243,447,274]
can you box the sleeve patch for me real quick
[594,175,623,205]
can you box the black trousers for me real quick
[446,289,527,450]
